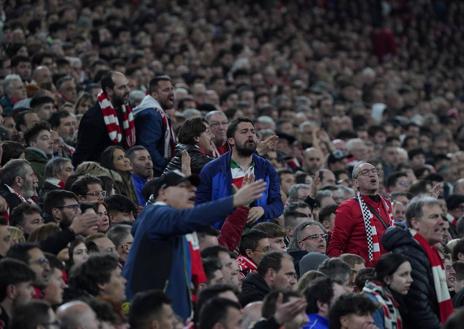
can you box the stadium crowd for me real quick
[2,0,464,328]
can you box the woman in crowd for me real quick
[100,145,137,204]
[362,253,413,329]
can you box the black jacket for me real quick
[239,272,270,306]
[382,226,441,329]
[73,103,125,166]
[163,144,214,176]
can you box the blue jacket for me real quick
[123,196,234,320]
[303,314,329,329]
[196,152,283,227]
[131,174,147,206]
[134,95,169,176]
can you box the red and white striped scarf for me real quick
[97,91,136,148]
[413,232,454,323]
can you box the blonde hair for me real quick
[8,226,25,245]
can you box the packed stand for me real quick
[2,0,464,328]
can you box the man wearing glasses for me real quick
[327,162,392,267]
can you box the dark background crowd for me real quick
[1,0,464,329]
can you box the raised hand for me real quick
[181,149,191,176]
[233,179,266,207]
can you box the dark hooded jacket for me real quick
[239,272,270,306]
[381,226,441,329]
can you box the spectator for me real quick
[0,75,27,115]
[66,237,89,270]
[43,253,66,307]
[42,157,74,194]
[206,110,230,155]
[30,95,55,121]
[261,290,308,329]
[328,294,378,329]
[0,259,35,328]
[303,277,347,329]
[199,298,242,329]
[254,222,287,252]
[126,145,153,205]
[70,175,106,204]
[240,251,297,306]
[163,117,215,175]
[0,159,38,211]
[362,253,413,329]
[134,74,176,176]
[197,118,283,226]
[56,300,99,329]
[49,110,78,146]
[66,253,125,320]
[318,258,353,293]
[129,290,175,329]
[237,229,271,277]
[328,162,392,267]
[100,145,137,203]
[6,243,51,291]
[24,122,53,185]
[382,195,454,328]
[9,203,44,238]
[124,170,266,320]
[10,300,58,329]
[106,224,133,266]
[73,71,135,166]
[105,194,137,225]
[201,246,242,290]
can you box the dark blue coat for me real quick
[195,152,283,227]
[123,196,234,320]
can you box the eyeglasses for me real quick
[30,257,49,267]
[356,168,380,177]
[86,191,107,198]
[209,121,229,128]
[58,204,80,210]
[300,233,328,243]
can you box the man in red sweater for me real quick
[327,162,392,267]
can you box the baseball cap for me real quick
[151,170,200,199]
[327,150,347,165]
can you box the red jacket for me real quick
[218,206,249,252]
[327,195,392,267]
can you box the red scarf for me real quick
[413,232,454,323]
[97,91,136,148]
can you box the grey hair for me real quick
[106,224,132,248]
[205,110,227,122]
[287,184,310,202]
[405,195,441,225]
[288,220,326,251]
[3,74,23,97]
[44,157,72,179]
[351,161,370,179]
[0,159,30,186]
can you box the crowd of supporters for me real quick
[2,0,464,328]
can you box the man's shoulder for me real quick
[201,152,230,172]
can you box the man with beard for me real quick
[49,111,78,147]
[327,162,392,267]
[0,159,39,213]
[73,71,135,166]
[133,74,176,176]
[196,118,283,227]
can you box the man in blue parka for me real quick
[196,118,283,227]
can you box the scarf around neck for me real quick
[97,91,135,148]
[413,232,453,323]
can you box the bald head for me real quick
[57,301,99,329]
[303,147,323,174]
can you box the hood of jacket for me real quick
[382,226,417,252]
[25,147,49,162]
[133,95,162,117]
